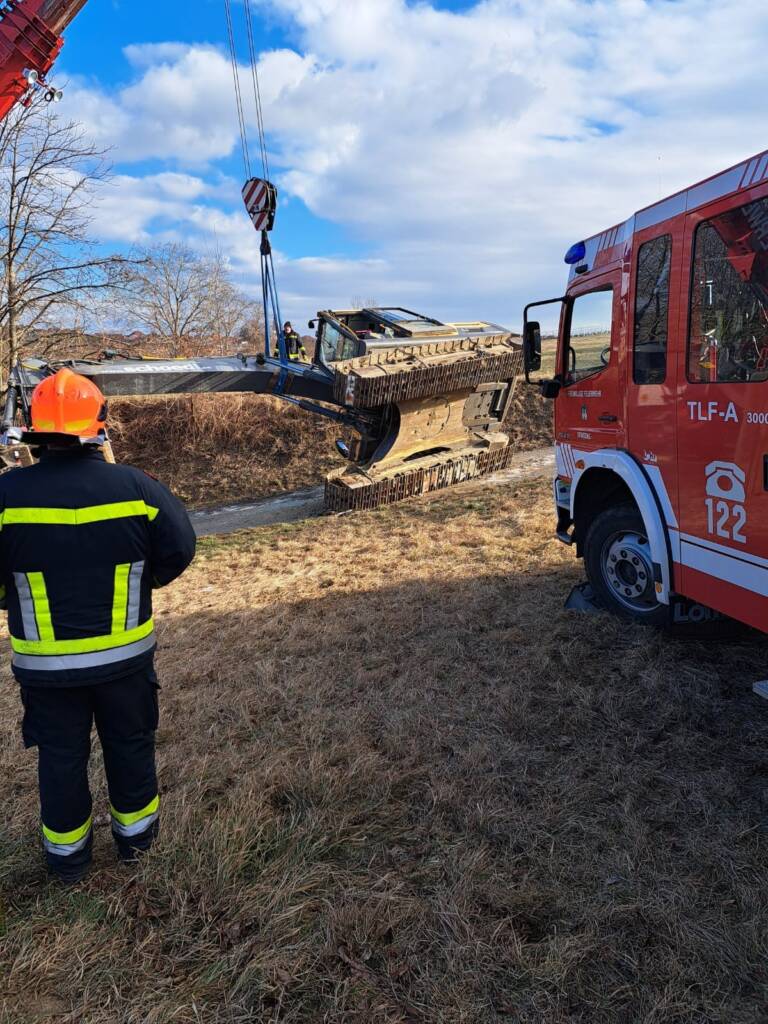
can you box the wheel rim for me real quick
[600,529,658,614]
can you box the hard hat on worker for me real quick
[30,368,107,439]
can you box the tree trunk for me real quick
[6,265,18,385]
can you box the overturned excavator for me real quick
[2,309,522,511]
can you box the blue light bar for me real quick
[564,241,587,266]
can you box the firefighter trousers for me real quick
[20,668,161,879]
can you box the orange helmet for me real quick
[30,368,107,438]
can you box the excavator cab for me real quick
[311,306,493,368]
[311,314,362,366]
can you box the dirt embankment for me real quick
[2,477,767,1022]
[109,394,348,507]
[110,387,553,507]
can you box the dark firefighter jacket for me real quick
[285,331,306,360]
[0,447,196,688]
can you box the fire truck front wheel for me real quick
[584,505,669,626]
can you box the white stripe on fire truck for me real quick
[680,539,768,599]
[678,532,768,572]
[586,150,768,262]
[558,443,574,478]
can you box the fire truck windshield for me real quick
[689,196,768,384]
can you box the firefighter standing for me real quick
[283,322,307,362]
[2,369,196,883]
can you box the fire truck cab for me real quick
[524,151,768,634]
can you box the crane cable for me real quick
[223,0,270,183]
[243,0,271,183]
[222,0,285,367]
[223,0,251,179]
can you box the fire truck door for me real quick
[627,232,678,540]
[558,271,623,456]
[676,198,768,632]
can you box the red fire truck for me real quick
[523,151,768,634]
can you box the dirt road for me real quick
[189,445,555,536]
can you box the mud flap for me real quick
[564,582,604,614]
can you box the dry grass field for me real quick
[539,335,610,378]
[2,476,768,1023]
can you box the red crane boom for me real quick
[0,0,86,120]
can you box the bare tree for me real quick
[117,243,212,357]
[206,248,256,356]
[118,243,257,357]
[238,307,266,353]
[0,97,127,379]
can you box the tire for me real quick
[583,504,670,626]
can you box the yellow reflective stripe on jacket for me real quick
[42,816,93,847]
[1,501,160,528]
[110,795,160,828]
[27,573,55,642]
[10,618,154,657]
[112,564,131,634]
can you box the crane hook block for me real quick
[242,178,277,234]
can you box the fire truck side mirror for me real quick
[539,378,562,400]
[523,320,542,375]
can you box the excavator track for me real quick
[325,438,514,512]
[333,336,523,409]
[325,333,523,512]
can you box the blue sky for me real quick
[60,0,358,263]
[53,0,768,330]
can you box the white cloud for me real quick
[64,0,768,326]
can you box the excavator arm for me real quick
[0,0,85,120]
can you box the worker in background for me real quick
[2,369,196,884]
[283,321,307,362]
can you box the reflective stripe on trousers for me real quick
[42,816,92,857]
[111,795,160,838]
